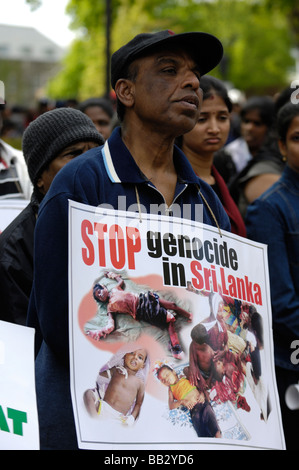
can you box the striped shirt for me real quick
[0,139,32,200]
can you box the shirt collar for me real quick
[282,164,299,191]
[103,127,200,185]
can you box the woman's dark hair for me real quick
[274,87,294,114]
[79,97,114,118]
[250,310,264,348]
[199,75,233,113]
[240,96,275,128]
[277,102,299,143]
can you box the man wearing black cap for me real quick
[27,30,230,449]
[0,107,104,326]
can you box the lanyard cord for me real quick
[135,185,143,223]
[196,184,222,238]
[134,184,222,237]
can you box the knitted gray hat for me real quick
[22,107,104,185]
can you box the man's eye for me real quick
[63,150,82,158]
[163,67,176,74]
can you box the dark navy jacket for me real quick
[246,165,299,371]
[28,127,230,449]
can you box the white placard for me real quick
[0,321,39,449]
[0,199,29,234]
[68,200,285,451]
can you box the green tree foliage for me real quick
[138,0,294,93]
[47,0,165,100]
[25,0,295,100]
[264,0,299,46]
[25,0,42,10]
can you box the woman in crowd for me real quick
[246,102,299,450]
[220,96,285,219]
[79,97,115,141]
[177,75,246,237]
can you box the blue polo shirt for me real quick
[28,126,230,449]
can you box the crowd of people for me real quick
[0,28,298,450]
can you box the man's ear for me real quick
[36,176,46,195]
[115,79,135,109]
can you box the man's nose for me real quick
[182,70,201,90]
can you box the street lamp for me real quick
[105,0,111,97]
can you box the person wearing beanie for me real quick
[0,107,104,326]
[27,30,231,449]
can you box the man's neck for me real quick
[121,124,178,206]
[121,123,175,172]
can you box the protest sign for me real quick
[0,321,39,449]
[68,200,285,450]
[0,199,29,234]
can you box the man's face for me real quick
[122,47,202,137]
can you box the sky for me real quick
[0,0,77,48]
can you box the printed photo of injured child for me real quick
[83,271,271,442]
[84,270,193,360]
[153,289,272,442]
[84,344,151,427]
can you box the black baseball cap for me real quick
[111,29,223,89]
